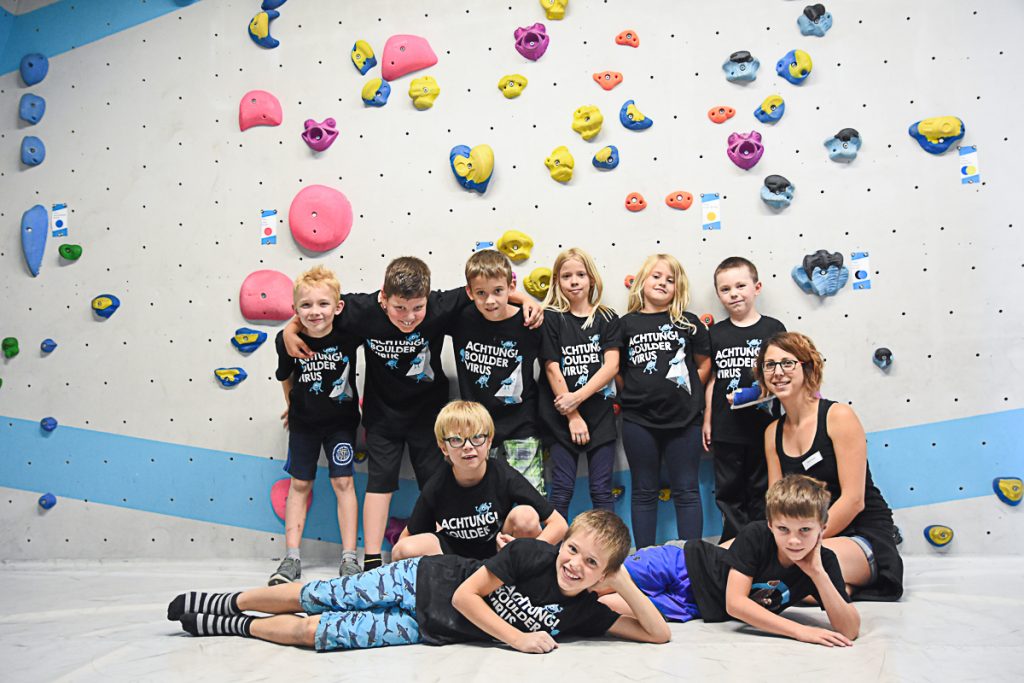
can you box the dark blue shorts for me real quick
[623,542,701,622]
[285,427,356,480]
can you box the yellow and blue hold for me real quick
[620,100,653,130]
[924,525,954,547]
[450,144,495,193]
[361,78,391,107]
[351,40,377,75]
[908,116,965,155]
[593,145,619,170]
[214,367,248,387]
[993,477,1022,506]
[231,327,268,354]
[754,95,785,123]
[776,49,812,84]
[91,294,120,319]
[248,10,280,49]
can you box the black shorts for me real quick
[284,427,356,480]
[365,428,442,493]
[434,532,499,561]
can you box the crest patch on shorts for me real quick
[332,443,354,467]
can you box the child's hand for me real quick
[793,532,826,577]
[794,624,853,647]
[554,391,583,415]
[725,391,735,406]
[512,631,558,654]
[701,420,712,452]
[521,299,544,329]
[284,328,314,359]
[568,415,590,446]
[593,565,631,594]
[280,409,289,430]
[495,532,514,551]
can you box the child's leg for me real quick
[325,430,359,553]
[284,478,314,550]
[300,559,420,613]
[547,442,579,519]
[621,421,662,549]
[407,428,444,490]
[743,440,769,524]
[664,423,704,541]
[311,607,420,651]
[250,613,319,647]
[585,442,616,512]
[712,441,746,542]
[391,533,443,560]
[823,537,873,588]
[238,581,305,613]
[503,506,542,538]
[282,429,322,554]
[363,431,405,563]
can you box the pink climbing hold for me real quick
[271,478,312,522]
[288,185,353,252]
[238,90,283,131]
[380,34,438,81]
[239,269,294,321]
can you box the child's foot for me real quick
[340,551,361,577]
[180,612,254,638]
[268,557,301,586]
[167,591,241,621]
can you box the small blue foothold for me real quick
[41,339,57,353]
[40,417,58,432]
[21,136,46,166]
[20,53,49,86]
[38,493,57,509]
[19,94,46,125]
[231,327,268,353]
[474,241,495,251]
[873,347,893,370]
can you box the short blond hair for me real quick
[433,400,495,446]
[465,249,513,286]
[564,509,632,573]
[765,475,831,525]
[294,265,341,303]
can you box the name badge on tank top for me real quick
[802,452,823,470]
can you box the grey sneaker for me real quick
[268,557,301,585]
[340,556,361,577]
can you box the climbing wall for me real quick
[1,0,1021,559]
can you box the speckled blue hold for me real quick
[20,53,49,86]
[40,338,58,353]
[40,417,58,432]
[760,174,795,209]
[21,136,46,166]
[231,327,268,353]
[19,94,46,125]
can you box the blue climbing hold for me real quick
[21,204,48,277]
[262,0,287,9]
[19,94,46,125]
[361,78,391,107]
[592,145,620,170]
[248,10,280,49]
[21,136,46,166]
[873,347,893,370]
[40,417,58,432]
[215,367,248,387]
[38,493,57,509]
[993,477,1023,506]
[231,327,268,353]
[798,4,833,37]
[619,100,653,130]
[924,525,953,547]
[20,53,49,86]
[91,294,121,319]
[761,175,795,209]
[40,338,58,353]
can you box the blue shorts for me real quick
[300,558,422,651]
[285,427,355,480]
[623,542,701,623]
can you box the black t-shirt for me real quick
[618,311,711,429]
[406,457,555,560]
[274,327,360,432]
[414,539,620,645]
[709,316,787,444]
[538,310,621,450]
[336,288,469,436]
[451,307,541,443]
[683,521,848,623]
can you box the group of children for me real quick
[167,246,903,652]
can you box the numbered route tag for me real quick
[51,203,68,237]
[851,251,871,290]
[958,145,980,185]
[260,209,278,245]
[701,193,721,230]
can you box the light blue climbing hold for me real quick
[20,53,49,86]
[21,136,46,166]
[40,338,58,353]
[40,417,58,432]
[231,327,268,353]
[19,94,46,125]
[722,50,759,83]
[824,128,861,162]
[798,4,833,37]
[248,10,280,49]
[761,175,795,209]
[215,367,248,387]
[21,204,48,277]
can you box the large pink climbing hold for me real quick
[380,34,437,81]
[288,184,353,252]
[239,90,283,131]
[239,269,293,321]
[271,478,312,522]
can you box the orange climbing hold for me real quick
[625,192,647,212]
[700,313,715,327]
[593,70,623,91]
[665,190,694,210]
[624,274,635,289]
[615,29,639,48]
[707,105,736,124]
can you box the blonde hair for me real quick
[383,257,431,299]
[564,509,632,573]
[752,332,825,395]
[465,249,513,286]
[433,400,495,447]
[294,265,341,303]
[542,247,615,329]
[765,474,831,525]
[626,254,696,333]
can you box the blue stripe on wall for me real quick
[1,0,197,76]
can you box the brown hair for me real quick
[713,256,759,285]
[293,265,341,303]
[383,257,431,299]
[765,474,831,525]
[464,249,513,286]
[564,509,632,573]
[753,331,825,395]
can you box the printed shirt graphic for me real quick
[275,328,360,432]
[337,288,471,436]
[538,311,622,450]
[708,316,787,444]
[452,307,541,442]
[618,311,711,429]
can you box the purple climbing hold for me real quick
[514,23,550,61]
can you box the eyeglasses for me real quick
[762,359,802,374]
[442,433,489,448]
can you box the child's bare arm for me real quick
[695,354,712,386]
[282,317,313,359]
[553,349,620,414]
[603,567,671,644]
[794,539,860,639]
[537,510,568,545]
[702,374,715,451]
[451,567,557,653]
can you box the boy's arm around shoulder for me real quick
[451,566,558,654]
[602,567,671,644]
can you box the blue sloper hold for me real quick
[214,367,248,387]
[21,204,48,277]
[40,417,58,431]
[40,338,58,353]
[19,94,46,125]
[20,53,49,86]
[791,265,814,294]
[231,327,268,353]
[21,136,46,166]
[810,265,849,296]
[38,493,57,509]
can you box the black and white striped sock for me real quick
[167,592,241,621]
[180,612,254,638]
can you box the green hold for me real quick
[2,337,18,359]
[59,243,83,260]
